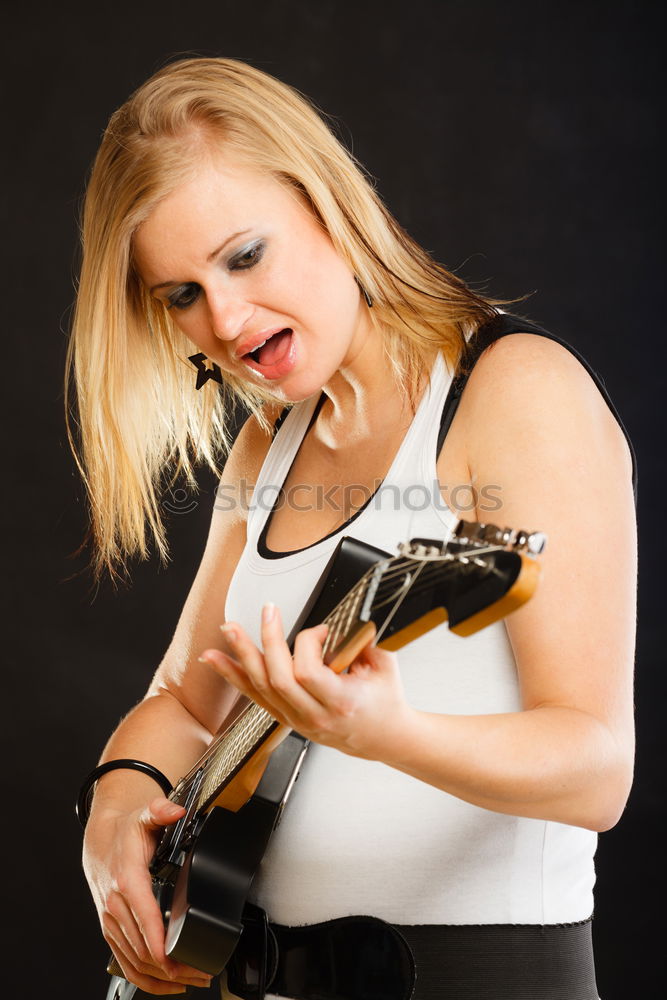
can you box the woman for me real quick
[67,58,637,999]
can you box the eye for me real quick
[229,240,265,271]
[166,283,201,311]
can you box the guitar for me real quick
[103,519,545,998]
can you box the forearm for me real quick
[383,704,633,832]
[87,691,215,822]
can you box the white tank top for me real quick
[225,353,596,929]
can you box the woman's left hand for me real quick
[199,603,412,761]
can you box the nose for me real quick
[206,287,254,343]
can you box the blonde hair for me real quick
[65,57,504,583]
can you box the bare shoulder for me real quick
[209,403,285,537]
[465,331,609,409]
[223,402,286,481]
[172,400,282,598]
[456,332,634,484]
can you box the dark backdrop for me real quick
[4,2,663,997]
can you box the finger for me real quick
[118,824,208,985]
[105,911,210,991]
[106,934,193,995]
[353,643,399,673]
[204,613,327,723]
[201,647,270,706]
[105,890,162,975]
[261,606,330,710]
[132,799,192,971]
[223,620,275,694]
[291,623,351,703]
[138,797,186,832]
[120,865,203,980]
[206,615,307,717]
[206,622,279,704]
[205,645,305,731]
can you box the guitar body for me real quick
[102,523,545,994]
[165,801,269,973]
[165,729,312,974]
[105,740,312,998]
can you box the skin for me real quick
[83,153,637,995]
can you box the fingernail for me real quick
[262,602,275,624]
[197,655,210,664]
[220,624,237,642]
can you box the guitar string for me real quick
[372,558,429,646]
[367,545,507,612]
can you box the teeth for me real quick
[244,329,291,362]
[246,338,267,360]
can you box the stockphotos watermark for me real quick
[162,480,502,516]
[212,478,503,516]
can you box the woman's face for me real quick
[133,154,373,401]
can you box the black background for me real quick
[4,2,664,997]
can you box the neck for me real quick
[319,323,429,447]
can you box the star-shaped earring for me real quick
[188,353,224,390]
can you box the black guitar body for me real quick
[105,801,271,998]
[164,730,313,975]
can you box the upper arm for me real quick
[445,334,637,758]
[146,409,279,733]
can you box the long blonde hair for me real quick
[65,57,503,582]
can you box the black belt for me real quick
[223,904,599,1000]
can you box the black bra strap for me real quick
[437,312,638,503]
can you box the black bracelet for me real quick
[76,758,173,830]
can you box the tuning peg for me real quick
[513,530,547,554]
[401,539,445,558]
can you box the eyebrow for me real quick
[148,229,252,293]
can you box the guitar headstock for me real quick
[404,519,547,559]
[383,519,546,647]
[322,520,546,668]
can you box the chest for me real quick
[263,404,471,553]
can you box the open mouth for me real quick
[242,328,295,378]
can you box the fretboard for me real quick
[190,562,379,812]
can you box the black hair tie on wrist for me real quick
[76,758,173,830]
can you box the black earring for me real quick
[354,275,373,308]
[188,352,224,390]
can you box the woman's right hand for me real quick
[83,796,214,995]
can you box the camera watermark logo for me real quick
[162,487,199,515]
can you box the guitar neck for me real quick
[192,702,276,811]
[177,568,378,813]
[172,523,545,816]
